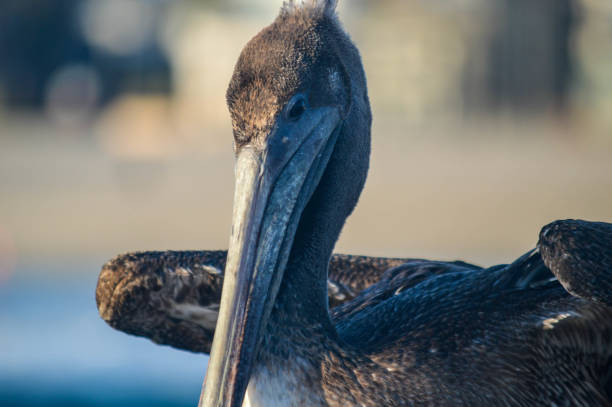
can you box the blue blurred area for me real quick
[0,261,208,407]
[0,0,171,108]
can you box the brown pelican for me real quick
[190,1,612,406]
[96,1,612,405]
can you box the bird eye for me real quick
[285,95,307,121]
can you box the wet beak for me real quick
[199,106,341,407]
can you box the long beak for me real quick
[199,106,341,407]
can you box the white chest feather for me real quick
[243,360,325,407]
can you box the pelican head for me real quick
[201,1,371,406]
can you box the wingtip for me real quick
[538,219,612,305]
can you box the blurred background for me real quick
[1,0,611,406]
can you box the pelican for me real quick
[97,1,612,406]
[193,2,612,406]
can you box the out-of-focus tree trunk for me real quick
[463,0,580,116]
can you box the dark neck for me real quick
[269,194,341,332]
[263,78,371,348]
[265,132,368,337]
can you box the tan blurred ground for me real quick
[1,115,611,268]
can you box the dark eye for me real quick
[285,94,307,121]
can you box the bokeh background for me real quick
[1,0,611,406]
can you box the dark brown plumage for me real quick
[96,221,612,405]
[96,251,420,353]
[97,250,226,354]
[97,248,490,355]
[539,219,612,305]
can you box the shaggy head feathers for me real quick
[226,0,351,150]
